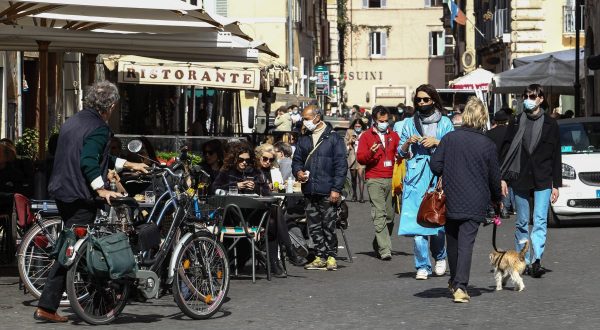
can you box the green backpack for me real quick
[86,232,137,280]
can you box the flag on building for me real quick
[448,0,467,28]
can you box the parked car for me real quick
[551,117,600,226]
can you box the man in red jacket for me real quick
[357,106,400,260]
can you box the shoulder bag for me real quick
[417,176,446,228]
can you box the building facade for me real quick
[340,0,446,109]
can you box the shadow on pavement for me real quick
[414,286,495,299]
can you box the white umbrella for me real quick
[449,67,494,90]
[491,56,584,94]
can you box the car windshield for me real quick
[559,121,600,154]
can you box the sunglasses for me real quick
[237,157,251,164]
[523,93,538,100]
[415,97,432,103]
[262,156,275,162]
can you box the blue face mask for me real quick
[354,127,362,133]
[523,99,538,112]
[376,122,389,132]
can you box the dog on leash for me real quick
[489,240,529,291]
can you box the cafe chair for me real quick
[214,196,272,283]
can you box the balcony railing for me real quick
[563,5,584,34]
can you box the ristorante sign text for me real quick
[118,62,261,90]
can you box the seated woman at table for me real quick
[200,139,224,192]
[211,142,270,196]
[254,143,283,191]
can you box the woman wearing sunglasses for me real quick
[201,139,224,189]
[397,84,454,280]
[211,142,270,196]
[255,143,284,191]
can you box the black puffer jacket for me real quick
[292,123,347,196]
[430,127,503,222]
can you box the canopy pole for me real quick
[574,0,581,117]
[37,40,50,160]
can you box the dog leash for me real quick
[492,215,502,252]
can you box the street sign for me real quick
[314,65,329,96]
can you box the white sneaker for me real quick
[415,268,429,280]
[434,259,447,276]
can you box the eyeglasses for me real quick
[262,156,275,162]
[415,97,432,103]
[523,93,538,100]
[237,157,251,164]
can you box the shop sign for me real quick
[118,62,261,90]
[314,65,330,95]
[345,71,383,80]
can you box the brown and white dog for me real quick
[489,240,529,291]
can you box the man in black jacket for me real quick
[292,105,347,271]
[500,84,562,278]
[487,110,511,218]
[34,81,147,322]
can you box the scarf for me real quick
[414,110,442,136]
[500,113,544,181]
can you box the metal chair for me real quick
[213,196,273,283]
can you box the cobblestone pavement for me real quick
[1,201,599,330]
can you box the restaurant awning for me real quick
[449,67,494,90]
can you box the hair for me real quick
[263,134,275,145]
[83,80,120,113]
[371,105,389,120]
[276,105,288,115]
[274,141,293,158]
[221,142,253,172]
[287,104,298,111]
[523,84,548,109]
[401,106,415,120]
[462,97,488,131]
[303,104,323,118]
[255,143,278,169]
[202,139,224,166]
[414,84,444,113]
[349,118,367,130]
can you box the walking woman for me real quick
[397,84,454,280]
[345,119,367,202]
[430,97,503,303]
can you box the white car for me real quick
[551,117,600,227]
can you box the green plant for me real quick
[16,128,39,160]
[156,151,202,166]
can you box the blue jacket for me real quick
[430,127,503,222]
[292,123,348,196]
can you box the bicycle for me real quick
[65,145,229,325]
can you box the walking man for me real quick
[34,81,148,322]
[356,106,400,260]
[500,84,561,278]
[292,105,347,271]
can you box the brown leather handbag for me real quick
[417,176,446,228]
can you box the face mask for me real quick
[292,109,298,114]
[354,127,362,133]
[418,104,435,115]
[377,122,389,132]
[523,99,537,112]
[304,118,318,131]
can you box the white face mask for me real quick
[304,118,318,131]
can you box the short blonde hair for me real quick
[255,143,278,168]
[462,97,488,131]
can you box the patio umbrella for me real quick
[491,55,584,94]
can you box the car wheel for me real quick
[548,208,560,228]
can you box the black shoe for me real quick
[351,197,357,202]
[500,208,509,219]
[271,262,287,278]
[531,260,546,278]
[524,265,531,276]
[289,254,307,267]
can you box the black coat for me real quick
[500,113,562,191]
[486,124,509,158]
[291,123,347,196]
[430,127,503,222]
[211,167,270,196]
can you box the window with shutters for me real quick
[202,0,227,16]
[215,0,227,16]
[363,0,387,8]
[369,31,387,57]
[424,0,443,7]
[429,31,445,57]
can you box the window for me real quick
[563,4,584,34]
[202,0,227,16]
[363,0,387,8]
[429,31,445,57]
[424,0,443,7]
[369,31,387,57]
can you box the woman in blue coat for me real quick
[398,84,454,280]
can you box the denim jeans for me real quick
[413,231,447,273]
[514,188,551,264]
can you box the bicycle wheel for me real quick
[17,218,70,306]
[66,241,130,325]
[173,232,230,319]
